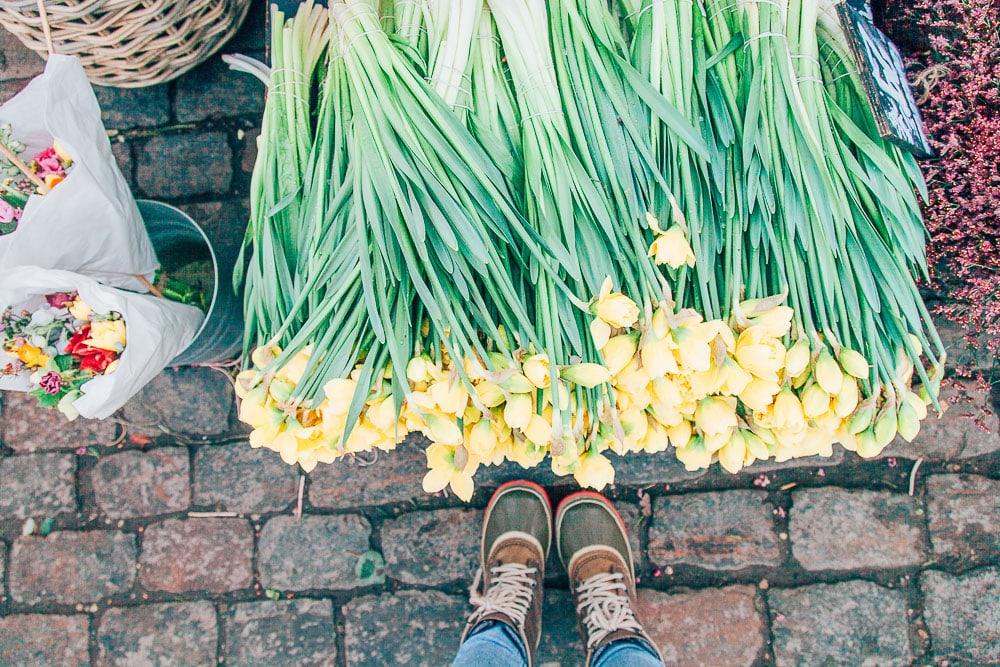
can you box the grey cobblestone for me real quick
[927,474,1000,564]
[921,567,1000,664]
[381,509,481,586]
[0,453,76,520]
[139,518,253,593]
[259,514,373,591]
[89,448,190,519]
[0,614,89,666]
[222,599,338,667]
[97,601,217,667]
[193,443,298,513]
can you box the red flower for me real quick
[66,325,118,374]
[45,291,78,309]
[33,147,65,177]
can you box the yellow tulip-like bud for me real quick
[838,348,870,379]
[602,333,639,377]
[430,378,468,415]
[68,298,92,322]
[747,306,794,339]
[503,393,532,430]
[815,349,844,395]
[84,318,127,352]
[834,377,860,418]
[667,419,692,448]
[848,401,876,434]
[896,400,921,443]
[593,277,640,328]
[523,354,550,389]
[740,377,781,412]
[676,436,713,471]
[855,428,884,458]
[873,409,898,447]
[719,357,753,396]
[424,413,463,445]
[784,338,810,379]
[468,419,498,459]
[744,431,770,460]
[590,318,612,350]
[475,381,506,408]
[524,414,552,446]
[406,355,432,384]
[674,327,711,372]
[801,384,831,418]
[719,431,747,474]
[649,225,696,269]
[323,378,357,415]
[235,370,260,399]
[772,388,806,431]
[695,396,738,436]
[560,363,611,388]
[497,372,535,394]
[640,334,680,377]
[574,451,616,490]
[367,396,397,433]
[642,418,670,454]
[267,378,294,403]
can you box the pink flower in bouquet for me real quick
[33,147,65,177]
[0,199,20,223]
[45,292,79,309]
[38,371,63,395]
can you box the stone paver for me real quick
[308,443,427,509]
[89,448,190,519]
[637,586,766,666]
[342,590,466,666]
[0,452,76,519]
[926,474,1000,564]
[790,488,924,571]
[194,443,298,513]
[97,602,217,667]
[137,132,233,200]
[121,366,235,436]
[259,514,373,591]
[921,568,1000,664]
[139,518,253,593]
[648,491,784,571]
[2,392,118,451]
[0,614,89,666]
[94,84,171,129]
[769,580,913,666]
[381,508,481,586]
[175,57,265,122]
[10,531,137,605]
[223,599,338,667]
[537,589,587,665]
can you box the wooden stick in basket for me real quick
[0,142,48,193]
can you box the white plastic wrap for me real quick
[0,55,158,291]
[0,267,203,419]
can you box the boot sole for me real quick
[482,479,553,559]
[554,491,635,573]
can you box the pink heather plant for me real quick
[885,0,1000,360]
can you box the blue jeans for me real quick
[453,620,664,667]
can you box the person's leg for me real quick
[452,480,552,667]
[555,491,666,667]
[453,620,528,667]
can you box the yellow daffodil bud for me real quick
[640,334,680,377]
[848,401,876,434]
[667,419,692,448]
[475,381,506,408]
[523,354,550,389]
[267,378,294,403]
[593,277,640,328]
[642,418,670,454]
[497,372,535,394]
[719,430,747,474]
[719,357,753,396]
[896,400,921,442]
[574,451,616,490]
[855,428,884,458]
[649,224,696,269]
[801,384,831,418]
[784,338,810,379]
[430,378,468,415]
[674,327,711,372]
[503,393,532,430]
[406,355,432,384]
[468,419,498,459]
[602,333,639,376]
[773,388,806,431]
[740,377,782,412]
[873,409,898,447]
[744,431,770,460]
[676,436,713,471]
[524,414,552,445]
[695,396,738,436]
[834,377,860,418]
[747,305,794,339]
[838,348,869,379]
[323,378,357,414]
[590,318,612,350]
[424,413,463,445]
[815,348,844,395]
[560,363,611,388]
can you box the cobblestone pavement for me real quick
[1,9,999,667]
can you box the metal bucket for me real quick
[137,200,243,366]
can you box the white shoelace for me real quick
[575,571,643,649]
[467,563,538,628]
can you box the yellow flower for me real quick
[784,338,810,379]
[523,413,552,446]
[424,412,464,445]
[12,342,50,368]
[503,393,532,430]
[68,298,92,321]
[801,384,831,418]
[815,348,844,395]
[833,377,859,418]
[276,348,311,384]
[673,325,711,372]
[745,305,794,339]
[593,277,640,328]
[429,377,469,415]
[468,419,499,459]
[772,388,806,431]
[53,139,73,164]
[323,378,357,414]
[560,363,611,388]
[739,377,781,412]
[718,430,747,474]
[251,344,281,369]
[695,396,737,436]
[522,354,551,389]
[84,319,126,352]
[406,355,433,384]
[649,225,696,269]
[676,436,713,471]
[640,332,680,377]
[602,333,639,376]
[838,348,869,379]
[719,357,753,396]
[735,327,785,382]
[666,418,692,448]
[475,381,506,408]
[574,450,616,490]
[422,444,478,501]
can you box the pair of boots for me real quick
[459,481,664,666]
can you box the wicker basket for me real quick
[0,0,252,88]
